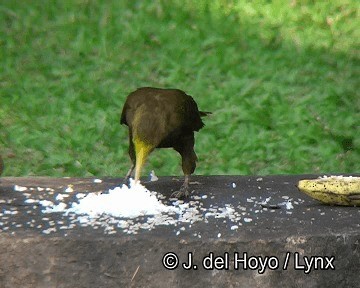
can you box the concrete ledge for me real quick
[0,175,359,287]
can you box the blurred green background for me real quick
[1,0,359,177]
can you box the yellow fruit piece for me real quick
[297,176,360,206]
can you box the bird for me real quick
[120,87,210,198]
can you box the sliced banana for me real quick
[297,176,360,206]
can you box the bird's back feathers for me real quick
[121,87,208,147]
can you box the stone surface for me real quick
[0,175,359,287]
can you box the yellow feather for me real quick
[133,137,153,183]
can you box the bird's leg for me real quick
[124,130,136,185]
[171,135,197,199]
[124,164,135,184]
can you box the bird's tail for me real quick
[199,111,212,117]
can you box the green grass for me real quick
[1,0,359,177]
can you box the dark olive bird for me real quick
[120,87,210,198]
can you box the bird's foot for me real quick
[123,176,128,183]
[123,176,132,187]
[170,185,191,199]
